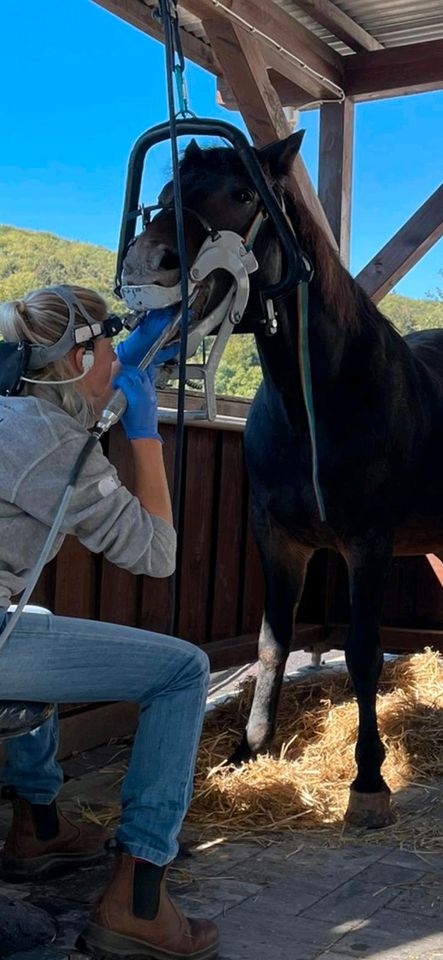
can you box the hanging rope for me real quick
[158,0,193,632]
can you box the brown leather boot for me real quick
[77,852,219,959]
[1,788,108,880]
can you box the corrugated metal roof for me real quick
[176,0,443,56]
[282,0,443,50]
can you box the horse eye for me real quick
[233,188,255,204]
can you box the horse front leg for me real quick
[231,537,312,764]
[344,533,395,828]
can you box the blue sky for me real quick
[1,0,442,299]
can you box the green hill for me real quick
[0,225,121,310]
[1,224,442,399]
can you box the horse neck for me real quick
[255,188,395,400]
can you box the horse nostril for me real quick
[159,250,180,271]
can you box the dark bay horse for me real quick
[122,132,443,827]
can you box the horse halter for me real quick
[120,203,217,313]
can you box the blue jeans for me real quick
[0,607,209,865]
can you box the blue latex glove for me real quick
[116,307,179,368]
[113,364,161,441]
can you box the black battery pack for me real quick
[0,341,31,396]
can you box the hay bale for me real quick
[81,650,443,851]
[187,649,443,849]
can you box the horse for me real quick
[121,131,443,827]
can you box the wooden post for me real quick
[318,99,354,266]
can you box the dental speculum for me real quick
[119,229,258,422]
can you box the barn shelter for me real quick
[1,4,443,958]
[17,0,442,755]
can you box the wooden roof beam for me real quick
[204,16,295,143]
[345,39,443,100]
[356,184,443,303]
[292,0,383,53]
[217,39,344,112]
[92,0,219,76]
[182,0,344,90]
[217,74,312,112]
[265,44,341,103]
[203,15,338,246]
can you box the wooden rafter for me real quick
[216,34,338,106]
[217,42,342,113]
[318,99,354,266]
[267,72,320,109]
[356,184,443,303]
[204,17,291,142]
[345,39,443,100]
[292,0,383,53]
[265,43,340,104]
[93,0,219,75]
[203,15,338,245]
[94,1,443,105]
[182,0,344,89]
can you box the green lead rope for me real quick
[297,281,326,522]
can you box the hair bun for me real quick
[16,300,27,317]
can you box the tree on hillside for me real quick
[1,224,442,401]
[380,291,443,334]
[0,225,122,312]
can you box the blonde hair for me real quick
[0,286,107,421]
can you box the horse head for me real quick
[121,131,306,329]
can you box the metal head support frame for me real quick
[115,117,312,302]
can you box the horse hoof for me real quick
[344,789,395,829]
[228,744,253,766]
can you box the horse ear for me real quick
[158,180,173,206]
[183,138,204,165]
[257,131,305,177]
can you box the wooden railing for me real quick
[25,389,443,755]
[30,394,265,651]
[31,389,443,658]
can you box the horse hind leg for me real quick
[344,533,395,829]
[230,538,312,764]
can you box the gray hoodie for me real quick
[0,388,176,611]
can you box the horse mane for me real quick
[180,144,397,339]
[282,182,395,337]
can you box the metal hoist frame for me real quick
[115,117,313,424]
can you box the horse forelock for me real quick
[179,145,251,189]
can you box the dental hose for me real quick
[0,311,182,652]
[0,435,97,652]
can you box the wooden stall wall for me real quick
[30,392,443,657]
[26,391,443,755]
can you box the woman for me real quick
[0,285,218,959]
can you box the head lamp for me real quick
[71,312,123,347]
[0,289,124,396]
[26,287,123,371]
